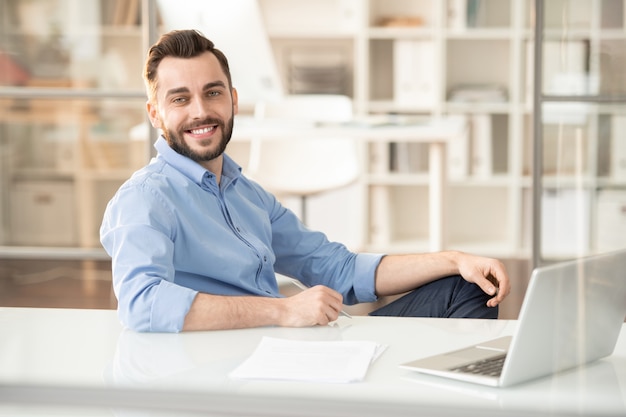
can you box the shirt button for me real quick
[264,256,267,262]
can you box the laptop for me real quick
[400,249,626,387]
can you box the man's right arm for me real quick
[183,285,345,331]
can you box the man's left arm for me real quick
[373,251,510,308]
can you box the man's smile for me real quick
[187,125,216,136]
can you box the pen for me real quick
[289,279,352,319]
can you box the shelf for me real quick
[446,240,523,258]
[79,169,137,181]
[367,239,521,258]
[366,238,432,254]
[0,246,109,260]
[445,29,515,39]
[367,100,436,114]
[367,27,435,39]
[266,29,356,39]
[12,169,74,181]
[449,176,513,187]
[367,173,430,185]
[445,102,512,113]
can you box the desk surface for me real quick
[0,308,624,417]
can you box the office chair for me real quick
[247,94,360,225]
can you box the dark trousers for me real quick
[369,275,498,319]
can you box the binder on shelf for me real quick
[595,189,626,252]
[125,0,141,26]
[369,142,390,175]
[541,40,589,95]
[542,124,589,176]
[541,188,590,255]
[111,0,141,26]
[369,185,391,247]
[447,115,470,180]
[611,115,626,180]
[393,39,436,107]
[466,0,486,28]
[600,0,624,28]
[491,114,508,175]
[390,143,428,174]
[447,0,467,30]
[470,114,492,178]
[526,40,591,106]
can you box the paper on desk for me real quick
[229,337,387,383]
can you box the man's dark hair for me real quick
[143,29,232,101]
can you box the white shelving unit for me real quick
[3,0,625,261]
[257,0,534,257]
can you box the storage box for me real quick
[10,181,77,246]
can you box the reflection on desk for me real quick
[0,307,624,417]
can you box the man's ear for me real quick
[231,88,239,115]
[146,100,161,129]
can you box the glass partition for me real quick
[0,0,144,91]
[534,0,626,265]
[0,0,151,255]
[0,97,147,248]
[540,103,626,259]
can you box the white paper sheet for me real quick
[229,337,387,383]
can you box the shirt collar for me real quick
[153,136,242,186]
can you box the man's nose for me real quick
[189,97,209,119]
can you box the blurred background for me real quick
[1,0,626,319]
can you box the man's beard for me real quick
[163,114,234,163]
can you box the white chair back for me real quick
[247,94,360,221]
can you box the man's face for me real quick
[147,51,238,169]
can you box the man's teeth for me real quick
[190,126,214,134]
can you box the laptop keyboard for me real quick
[450,354,507,377]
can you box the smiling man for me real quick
[146,46,234,179]
[100,29,510,333]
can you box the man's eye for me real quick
[173,97,187,103]
[207,91,220,97]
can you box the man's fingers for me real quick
[485,273,499,294]
[288,285,343,326]
[481,272,511,307]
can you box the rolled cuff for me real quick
[352,252,385,303]
[150,282,199,332]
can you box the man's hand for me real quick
[280,285,344,327]
[456,253,511,307]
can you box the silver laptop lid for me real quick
[501,249,626,386]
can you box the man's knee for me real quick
[369,275,499,319]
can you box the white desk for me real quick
[0,307,624,417]
[232,116,466,252]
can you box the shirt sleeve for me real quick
[265,193,384,305]
[100,181,196,333]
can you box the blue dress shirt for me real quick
[100,137,383,332]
